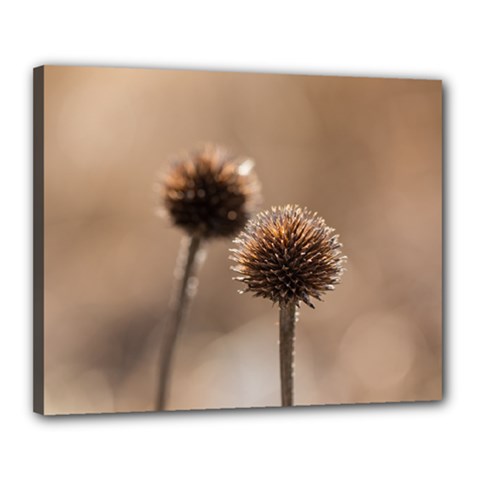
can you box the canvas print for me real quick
[33,66,442,415]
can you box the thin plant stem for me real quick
[279,300,297,407]
[156,233,203,410]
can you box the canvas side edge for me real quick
[33,66,45,414]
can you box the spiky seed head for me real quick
[161,144,261,239]
[230,205,346,308]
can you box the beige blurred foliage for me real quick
[43,66,442,414]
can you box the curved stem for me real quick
[156,233,203,410]
[279,301,297,407]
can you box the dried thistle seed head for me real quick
[230,205,346,308]
[161,144,261,239]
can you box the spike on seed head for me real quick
[161,144,261,239]
[230,205,346,308]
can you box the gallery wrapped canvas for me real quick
[33,66,442,415]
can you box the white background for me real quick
[1,1,478,478]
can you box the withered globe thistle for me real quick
[155,143,261,411]
[162,144,260,239]
[230,205,345,308]
[231,204,345,407]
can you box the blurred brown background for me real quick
[43,66,442,414]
